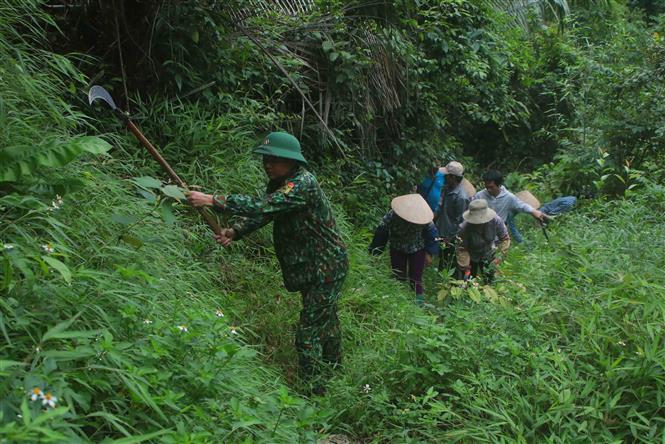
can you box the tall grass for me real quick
[315,188,665,442]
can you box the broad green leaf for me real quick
[450,286,464,299]
[42,256,72,283]
[483,286,500,302]
[0,314,11,345]
[161,185,187,200]
[74,136,112,155]
[133,176,162,189]
[468,287,482,303]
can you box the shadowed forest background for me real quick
[1,0,665,442]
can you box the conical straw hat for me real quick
[463,199,496,224]
[391,194,434,225]
[462,178,476,198]
[516,190,540,210]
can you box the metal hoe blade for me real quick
[88,85,117,110]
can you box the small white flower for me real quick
[50,195,63,210]
[362,384,371,393]
[29,387,43,401]
[230,327,238,335]
[143,319,153,324]
[215,309,224,318]
[177,325,188,332]
[34,346,41,353]
[42,392,57,408]
[41,244,54,254]
[617,340,626,346]
[2,243,14,251]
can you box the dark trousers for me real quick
[390,248,426,295]
[295,278,344,390]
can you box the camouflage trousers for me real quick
[295,278,345,390]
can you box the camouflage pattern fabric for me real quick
[213,166,348,291]
[377,210,439,255]
[212,166,348,389]
[296,277,345,388]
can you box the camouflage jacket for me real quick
[212,167,348,292]
[377,210,439,255]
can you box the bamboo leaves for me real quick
[0,136,111,183]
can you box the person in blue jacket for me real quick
[417,160,446,213]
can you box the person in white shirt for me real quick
[473,170,546,226]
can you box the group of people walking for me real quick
[185,131,575,394]
[370,160,577,305]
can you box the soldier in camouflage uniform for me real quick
[187,132,348,393]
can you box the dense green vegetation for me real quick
[2,0,664,442]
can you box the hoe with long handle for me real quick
[88,85,222,235]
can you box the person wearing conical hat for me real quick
[371,194,439,306]
[435,161,470,271]
[187,131,348,395]
[456,199,511,283]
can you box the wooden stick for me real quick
[124,119,223,235]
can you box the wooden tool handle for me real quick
[125,120,222,235]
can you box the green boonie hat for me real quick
[254,132,307,164]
